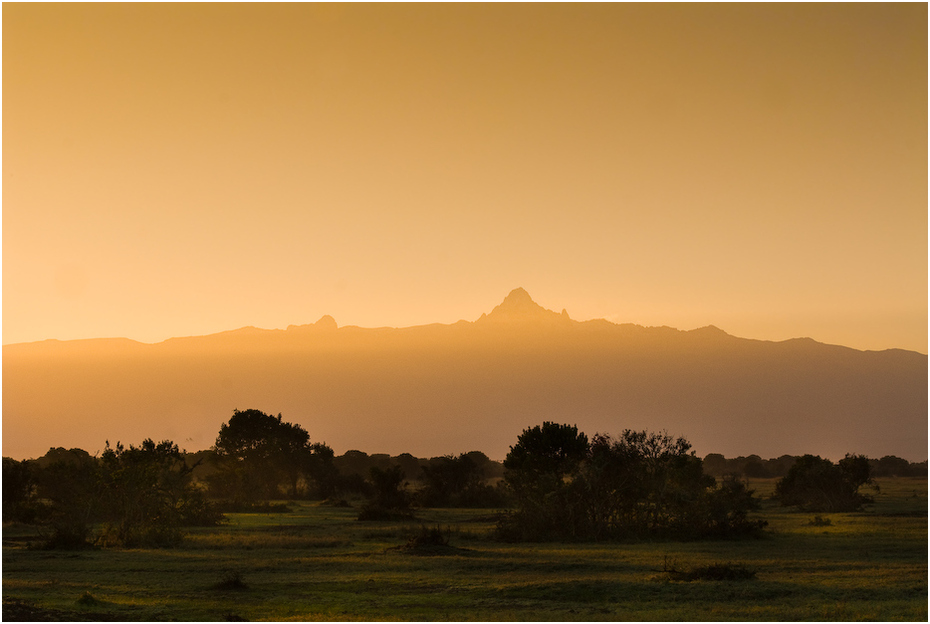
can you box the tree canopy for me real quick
[499,424,765,541]
[774,454,874,512]
[210,409,335,502]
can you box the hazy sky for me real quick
[4,3,927,352]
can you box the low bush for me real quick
[658,557,757,582]
[211,571,249,591]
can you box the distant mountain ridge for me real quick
[3,289,927,463]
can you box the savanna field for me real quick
[3,477,926,622]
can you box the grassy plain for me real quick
[3,478,926,621]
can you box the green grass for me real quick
[3,478,926,621]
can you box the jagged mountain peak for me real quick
[479,288,572,324]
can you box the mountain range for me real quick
[3,288,927,461]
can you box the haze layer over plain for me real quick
[3,3,927,352]
[4,290,926,463]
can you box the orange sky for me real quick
[4,3,927,353]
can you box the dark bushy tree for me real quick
[210,409,334,503]
[499,422,589,539]
[32,450,102,548]
[574,431,716,539]
[98,439,221,547]
[870,455,927,477]
[498,424,765,541]
[2,457,36,522]
[775,454,874,512]
[418,453,504,508]
[25,440,220,549]
[357,465,412,520]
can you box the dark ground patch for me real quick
[2,597,121,622]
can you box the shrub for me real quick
[357,465,412,520]
[775,454,874,512]
[212,571,249,591]
[661,561,757,582]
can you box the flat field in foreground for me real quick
[3,478,926,621]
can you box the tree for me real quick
[31,449,102,548]
[774,454,874,512]
[357,465,412,520]
[498,423,765,541]
[701,453,728,477]
[2,457,34,521]
[98,439,220,547]
[394,452,423,481]
[503,421,588,499]
[304,442,339,499]
[500,422,589,539]
[418,453,504,508]
[26,439,220,549]
[570,430,715,539]
[211,409,332,502]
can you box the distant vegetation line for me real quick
[18,443,927,483]
[3,408,925,549]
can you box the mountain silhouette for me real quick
[477,287,570,324]
[3,289,926,462]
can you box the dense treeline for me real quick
[3,440,221,548]
[2,409,924,548]
[701,452,927,479]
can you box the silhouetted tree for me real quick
[304,442,339,499]
[498,424,765,541]
[568,430,717,539]
[357,465,412,520]
[774,454,874,512]
[701,453,728,477]
[504,422,588,497]
[871,455,912,477]
[32,450,101,548]
[210,409,332,502]
[334,450,372,479]
[394,452,423,481]
[98,439,220,547]
[418,453,505,508]
[2,458,34,521]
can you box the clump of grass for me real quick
[35,524,96,551]
[392,525,462,556]
[357,504,415,521]
[685,563,757,581]
[215,501,291,514]
[212,571,249,591]
[75,591,99,606]
[657,557,757,582]
[808,515,832,526]
[407,525,449,548]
